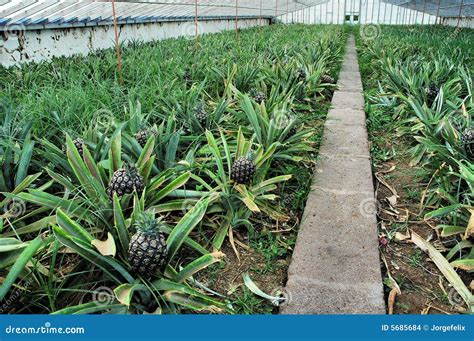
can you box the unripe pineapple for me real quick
[107,163,144,199]
[286,124,298,138]
[425,84,439,106]
[134,129,150,148]
[183,69,192,87]
[194,102,208,127]
[63,137,85,157]
[278,115,298,138]
[231,152,256,185]
[461,128,474,159]
[128,212,168,278]
[250,89,266,104]
[321,74,335,84]
[296,68,307,81]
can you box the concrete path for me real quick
[280,35,385,314]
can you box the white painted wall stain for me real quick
[0,18,267,68]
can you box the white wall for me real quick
[280,0,438,25]
[0,18,268,68]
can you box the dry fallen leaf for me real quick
[463,209,474,239]
[411,231,473,312]
[394,231,410,241]
[421,305,431,314]
[390,260,400,270]
[387,195,398,207]
[388,288,397,314]
[91,232,116,257]
[375,173,399,197]
[376,165,396,175]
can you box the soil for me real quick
[194,183,306,314]
[373,137,471,314]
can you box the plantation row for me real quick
[0,25,347,313]
[356,26,473,312]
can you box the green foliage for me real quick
[0,24,346,314]
[356,25,473,273]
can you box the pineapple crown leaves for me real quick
[194,101,207,113]
[134,211,165,235]
[121,160,145,182]
[249,88,260,97]
[244,151,256,162]
[122,159,141,172]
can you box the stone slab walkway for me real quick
[280,35,385,314]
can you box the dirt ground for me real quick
[373,140,471,314]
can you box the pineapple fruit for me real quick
[231,153,256,185]
[194,102,208,127]
[286,124,298,138]
[321,74,335,84]
[281,115,298,138]
[134,129,153,148]
[107,163,145,199]
[134,129,150,148]
[64,137,85,157]
[128,212,168,277]
[425,84,439,106]
[183,69,192,87]
[250,89,266,104]
[461,128,473,159]
[296,68,307,81]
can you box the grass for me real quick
[408,250,423,268]
[232,287,275,314]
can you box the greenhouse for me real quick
[0,0,472,317]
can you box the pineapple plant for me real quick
[321,74,335,84]
[231,152,256,185]
[63,137,85,157]
[461,128,474,159]
[250,88,266,104]
[194,102,208,127]
[134,129,150,148]
[286,123,298,138]
[183,68,192,87]
[107,163,145,199]
[425,84,439,106]
[296,67,307,81]
[128,211,168,277]
[279,114,299,138]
